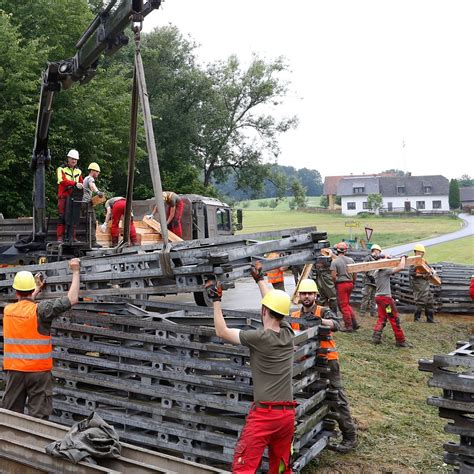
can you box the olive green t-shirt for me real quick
[239,321,294,403]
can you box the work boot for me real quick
[396,340,413,348]
[332,436,358,454]
[426,310,436,323]
[371,330,382,345]
[352,319,361,331]
[91,242,102,248]
[414,310,422,322]
[340,327,354,333]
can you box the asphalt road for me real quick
[385,212,474,256]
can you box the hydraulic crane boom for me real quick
[30,0,162,249]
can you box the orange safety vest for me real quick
[266,252,284,284]
[291,306,339,360]
[3,300,53,372]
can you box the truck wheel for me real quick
[193,291,213,307]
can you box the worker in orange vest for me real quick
[2,259,81,419]
[266,251,286,291]
[291,278,358,453]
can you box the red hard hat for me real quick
[335,242,348,252]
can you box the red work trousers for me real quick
[233,405,295,473]
[167,199,184,237]
[336,281,356,329]
[111,199,137,242]
[374,295,406,343]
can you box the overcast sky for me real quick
[144,0,473,180]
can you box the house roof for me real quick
[378,175,449,197]
[324,174,379,195]
[337,176,380,196]
[460,186,474,202]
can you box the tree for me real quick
[297,168,323,195]
[319,195,329,208]
[367,193,383,213]
[291,179,307,209]
[449,179,460,209]
[192,55,297,189]
[458,174,474,187]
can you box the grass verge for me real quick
[304,314,471,473]
[238,209,461,249]
[426,235,474,265]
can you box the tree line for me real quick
[0,0,297,218]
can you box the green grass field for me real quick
[237,200,461,250]
[238,196,323,210]
[304,315,471,473]
[425,235,474,265]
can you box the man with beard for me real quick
[291,278,358,453]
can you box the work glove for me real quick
[34,272,46,290]
[145,214,154,220]
[205,280,222,302]
[250,261,264,283]
[97,192,104,198]
[76,182,83,190]
[100,223,107,233]
[368,275,375,284]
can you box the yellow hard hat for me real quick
[371,244,382,252]
[261,290,291,317]
[12,271,36,292]
[414,244,426,253]
[298,279,318,293]
[88,162,100,172]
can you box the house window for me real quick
[362,202,368,209]
[353,187,365,194]
[397,186,406,194]
[347,202,356,210]
[387,202,393,211]
[424,186,432,194]
[432,200,441,209]
[416,201,425,210]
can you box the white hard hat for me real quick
[67,149,79,160]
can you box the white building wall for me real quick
[341,195,449,215]
[341,196,368,216]
[382,195,449,211]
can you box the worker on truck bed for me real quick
[371,248,411,347]
[146,191,184,238]
[82,162,104,248]
[56,149,83,242]
[206,261,295,473]
[2,259,81,419]
[410,244,436,323]
[291,278,358,453]
[330,242,360,332]
[100,197,137,247]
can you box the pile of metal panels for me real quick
[0,228,329,300]
[0,301,335,471]
[419,338,474,473]
[0,408,224,473]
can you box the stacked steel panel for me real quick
[347,257,474,314]
[419,338,474,473]
[0,301,335,472]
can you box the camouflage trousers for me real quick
[360,284,377,316]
